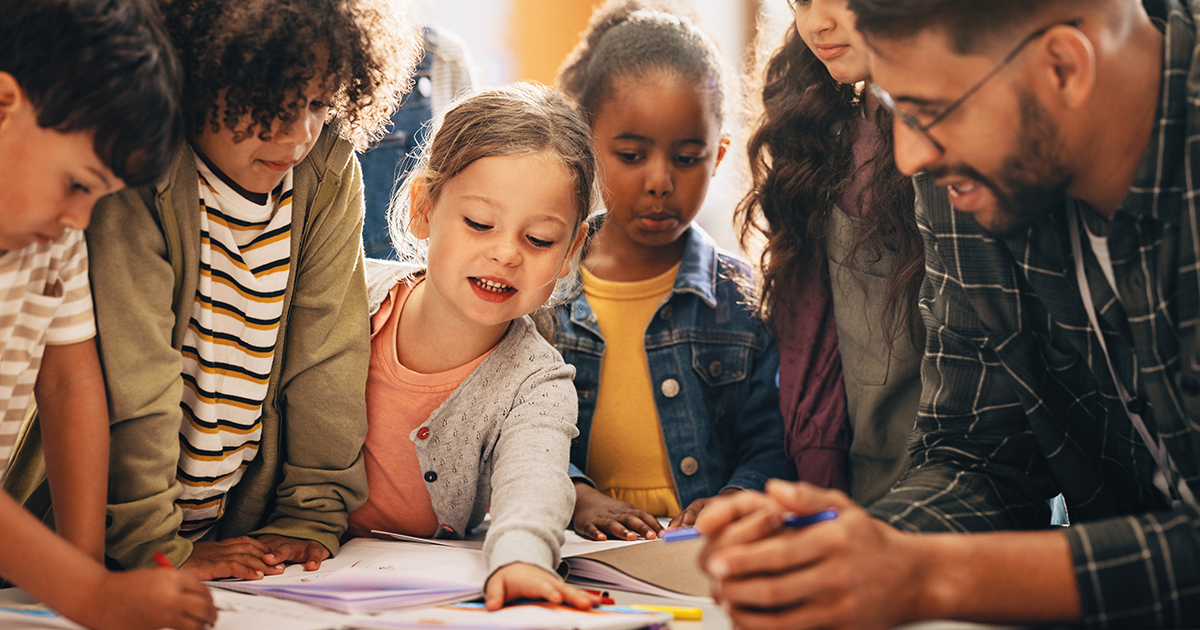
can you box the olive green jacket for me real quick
[85,125,369,568]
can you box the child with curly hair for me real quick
[0,1,215,627]
[551,0,796,542]
[84,0,419,580]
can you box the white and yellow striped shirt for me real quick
[177,156,292,539]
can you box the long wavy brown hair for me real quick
[736,25,924,350]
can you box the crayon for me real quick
[662,509,839,542]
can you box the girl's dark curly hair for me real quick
[735,25,924,350]
[160,0,420,151]
[555,0,727,127]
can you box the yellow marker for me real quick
[627,604,703,621]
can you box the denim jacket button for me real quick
[708,361,723,377]
[661,378,680,398]
[680,456,699,476]
[659,305,673,320]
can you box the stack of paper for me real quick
[376,529,714,602]
[211,538,487,614]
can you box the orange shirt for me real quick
[347,278,489,538]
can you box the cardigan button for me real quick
[424,471,438,483]
[680,457,699,476]
[660,378,680,398]
[417,427,430,440]
[1126,398,1147,415]
[708,361,723,377]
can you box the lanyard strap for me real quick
[1066,204,1195,507]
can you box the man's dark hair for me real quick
[848,0,1070,54]
[0,0,183,186]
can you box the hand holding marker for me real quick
[662,508,838,542]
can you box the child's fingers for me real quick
[559,583,600,610]
[484,575,506,611]
[600,519,639,541]
[621,512,661,539]
[303,542,329,570]
[578,523,608,541]
[538,579,565,604]
[224,536,272,554]
[180,589,218,627]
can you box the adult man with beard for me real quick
[694,1,1200,629]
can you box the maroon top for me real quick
[777,277,850,491]
[776,115,878,491]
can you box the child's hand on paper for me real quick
[182,536,284,580]
[69,566,217,630]
[484,562,601,611]
[667,487,742,530]
[572,483,663,541]
[257,534,331,571]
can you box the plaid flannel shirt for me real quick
[868,1,1200,626]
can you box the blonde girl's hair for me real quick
[387,82,599,268]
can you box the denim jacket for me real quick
[553,220,797,507]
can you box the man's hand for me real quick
[257,534,330,571]
[667,487,741,529]
[572,482,664,541]
[696,480,925,630]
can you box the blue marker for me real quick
[661,509,838,542]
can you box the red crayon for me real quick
[153,551,175,569]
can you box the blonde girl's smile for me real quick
[470,276,516,302]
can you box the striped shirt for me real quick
[869,2,1200,626]
[0,231,94,480]
[176,156,292,539]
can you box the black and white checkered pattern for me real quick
[868,1,1200,626]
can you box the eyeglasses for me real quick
[868,18,1083,154]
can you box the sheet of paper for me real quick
[210,590,347,630]
[349,601,670,630]
[211,538,488,614]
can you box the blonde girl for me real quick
[348,83,599,610]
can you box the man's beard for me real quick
[931,90,1073,236]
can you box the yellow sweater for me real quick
[582,264,681,517]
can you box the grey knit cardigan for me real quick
[364,260,579,575]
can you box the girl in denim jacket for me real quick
[550,0,798,542]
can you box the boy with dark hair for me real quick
[0,1,215,628]
[64,0,421,580]
[699,0,1200,628]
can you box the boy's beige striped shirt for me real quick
[0,230,94,480]
[177,158,292,539]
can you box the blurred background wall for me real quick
[410,0,795,256]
